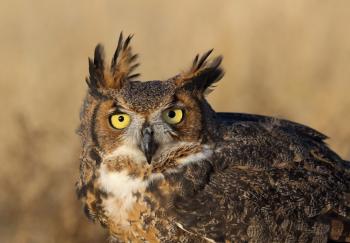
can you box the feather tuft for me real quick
[86,32,140,97]
[175,50,224,95]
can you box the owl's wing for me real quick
[170,112,350,242]
[214,112,349,169]
[216,112,328,142]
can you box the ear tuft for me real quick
[175,50,224,95]
[86,44,106,97]
[86,32,140,97]
[110,32,140,85]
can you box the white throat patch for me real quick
[98,164,147,226]
[103,144,146,163]
[177,144,213,166]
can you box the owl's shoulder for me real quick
[215,112,327,143]
[212,112,345,169]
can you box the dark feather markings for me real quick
[176,49,224,94]
[86,44,105,95]
[94,43,105,70]
[110,32,140,82]
[86,32,140,97]
[193,49,213,72]
[111,32,124,71]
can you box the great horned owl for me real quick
[76,33,350,243]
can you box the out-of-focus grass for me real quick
[0,1,349,242]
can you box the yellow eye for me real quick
[162,108,184,125]
[109,113,131,129]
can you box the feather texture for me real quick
[86,32,140,98]
[77,34,350,242]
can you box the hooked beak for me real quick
[140,126,157,164]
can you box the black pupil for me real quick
[118,116,124,122]
[168,110,176,118]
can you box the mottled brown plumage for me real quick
[77,33,350,242]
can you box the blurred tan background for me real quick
[1,0,350,242]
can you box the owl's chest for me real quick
[94,147,213,241]
[97,163,147,222]
[97,164,169,241]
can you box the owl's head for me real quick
[79,33,223,174]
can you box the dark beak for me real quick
[140,126,157,164]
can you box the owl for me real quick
[76,33,350,243]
